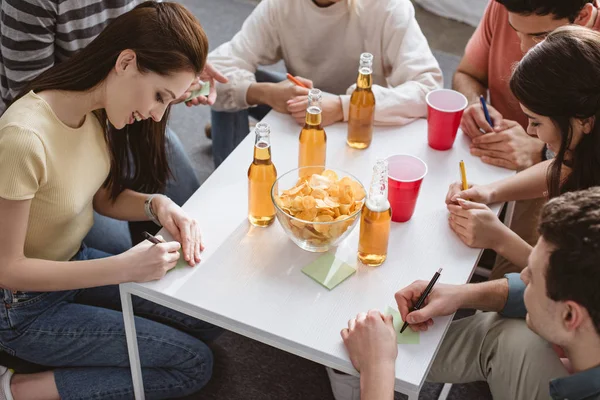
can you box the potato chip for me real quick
[322,169,339,182]
[318,208,335,218]
[284,182,307,197]
[311,188,327,200]
[302,196,316,210]
[309,174,331,190]
[339,185,353,205]
[339,204,350,215]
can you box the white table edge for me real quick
[119,281,423,396]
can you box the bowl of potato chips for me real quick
[271,167,366,252]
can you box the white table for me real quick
[120,111,513,400]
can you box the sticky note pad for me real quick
[185,82,210,101]
[168,250,192,272]
[302,253,356,290]
[385,306,420,344]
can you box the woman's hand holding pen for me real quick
[445,182,495,205]
[394,282,464,332]
[120,235,182,282]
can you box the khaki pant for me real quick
[491,198,546,280]
[427,313,568,400]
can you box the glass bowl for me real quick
[271,167,365,252]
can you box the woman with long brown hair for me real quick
[445,26,600,272]
[0,2,220,399]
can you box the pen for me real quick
[142,231,163,245]
[400,268,443,334]
[459,160,468,191]
[479,95,493,128]
[286,73,308,89]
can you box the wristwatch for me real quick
[144,194,162,226]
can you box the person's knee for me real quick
[177,341,214,394]
[484,318,553,368]
[482,317,565,399]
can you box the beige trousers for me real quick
[491,198,547,280]
[427,312,568,400]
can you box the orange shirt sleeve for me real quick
[463,0,496,74]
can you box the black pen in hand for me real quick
[142,231,164,245]
[401,268,443,334]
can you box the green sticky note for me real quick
[185,81,210,101]
[301,253,356,290]
[385,306,420,344]
[169,249,190,272]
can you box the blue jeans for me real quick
[0,245,221,400]
[84,127,200,254]
[211,69,285,167]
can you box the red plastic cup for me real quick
[426,89,468,150]
[387,154,428,222]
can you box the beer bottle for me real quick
[298,88,327,177]
[358,159,391,266]
[248,122,277,227]
[347,53,375,149]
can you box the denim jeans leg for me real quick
[73,246,222,342]
[163,126,200,206]
[74,285,223,343]
[211,108,251,168]
[0,246,214,400]
[83,213,132,255]
[2,297,213,400]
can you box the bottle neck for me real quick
[305,106,323,128]
[253,141,272,163]
[356,70,372,89]
[366,161,389,211]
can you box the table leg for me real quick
[407,391,419,400]
[120,285,145,400]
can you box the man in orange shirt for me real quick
[457,0,599,169]
[454,0,600,279]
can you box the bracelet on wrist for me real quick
[144,194,163,227]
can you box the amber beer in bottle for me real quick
[347,53,375,149]
[298,88,327,177]
[248,122,277,227]
[358,159,391,266]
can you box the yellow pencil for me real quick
[459,160,468,191]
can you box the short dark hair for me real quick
[495,0,593,21]
[539,187,600,335]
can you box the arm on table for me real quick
[341,310,397,400]
[93,186,150,222]
[94,187,202,265]
[395,278,511,331]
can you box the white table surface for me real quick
[122,111,513,396]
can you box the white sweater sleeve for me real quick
[340,1,443,126]
[208,0,282,112]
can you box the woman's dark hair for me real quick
[13,1,209,200]
[510,25,600,198]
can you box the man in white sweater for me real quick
[208,0,443,166]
